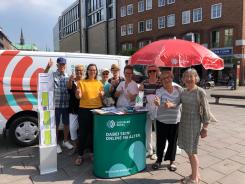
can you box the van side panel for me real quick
[0,50,129,136]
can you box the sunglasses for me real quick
[103,73,109,75]
[148,70,157,73]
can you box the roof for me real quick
[13,43,38,51]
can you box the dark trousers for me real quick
[156,120,179,163]
[78,108,94,156]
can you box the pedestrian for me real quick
[152,70,182,171]
[44,57,74,154]
[115,65,139,107]
[75,64,104,165]
[67,64,84,153]
[139,64,161,160]
[100,68,114,106]
[108,64,124,103]
[178,68,214,184]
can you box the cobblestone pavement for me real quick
[0,86,245,184]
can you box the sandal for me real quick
[180,175,191,184]
[152,161,161,170]
[75,155,83,166]
[168,163,177,172]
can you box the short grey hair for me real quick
[182,68,200,83]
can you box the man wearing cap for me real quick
[44,57,74,154]
[108,64,124,103]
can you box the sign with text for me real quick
[93,112,147,178]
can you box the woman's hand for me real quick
[164,100,175,108]
[75,88,82,99]
[200,127,208,138]
[154,96,160,106]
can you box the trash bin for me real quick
[93,112,147,178]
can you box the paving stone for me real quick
[225,143,245,153]
[199,154,222,169]
[239,166,245,173]
[210,159,243,175]
[229,155,245,165]
[208,148,238,160]
[217,171,245,184]
[199,167,225,184]
[31,169,70,184]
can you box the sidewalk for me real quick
[1,86,245,184]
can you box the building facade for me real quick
[58,0,80,52]
[0,27,14,50]
[117,0,245,85]
[57,0,117,55]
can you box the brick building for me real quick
[0,27,14,50]
[117,0,245,85]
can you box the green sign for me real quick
[93,112,147,178]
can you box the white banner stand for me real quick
[38,73,57,175]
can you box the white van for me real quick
[0,50,129,146]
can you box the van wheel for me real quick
[9,116,39,146]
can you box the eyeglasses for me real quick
[148,70,157,73]
[75,70,83,72]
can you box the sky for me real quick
[0,0,76,51]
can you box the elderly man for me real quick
[44,57,73,154]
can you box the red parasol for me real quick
[129,39,224,70]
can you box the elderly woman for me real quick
[139,64,161,160]
[179,68,213,184]
[152,70,182,171]
[75,64,104,165]
[115,65,139,107]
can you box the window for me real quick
[211,30,220,48]
[138,0,144,12]
[167,0,175,4]
[182,10,190,24]
[183,32,200,43]
[127,24,133,35]
[224,28,233,47]
[193,8,202,22]
[121,25,127,36]
[139,41,145,48]
[158,16,165,29]
[146,19,152,31]
[127,4,133,15]
[211,3,222,19]
[128,43,133,49]
[122,43,127,50]
[167,14,175,27]
[138,21,145,33]
[158,0,165,7]
[120,6,126,17]
[146,0,152,10]
[108,6,113,19]
[138,40,151,48]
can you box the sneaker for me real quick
[62,141,74,150]
[57,144,62,154]
[150,153,157,160]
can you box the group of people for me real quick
[45,57,214,184]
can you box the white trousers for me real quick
[69,113,78,141]
[145,114,156,154]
